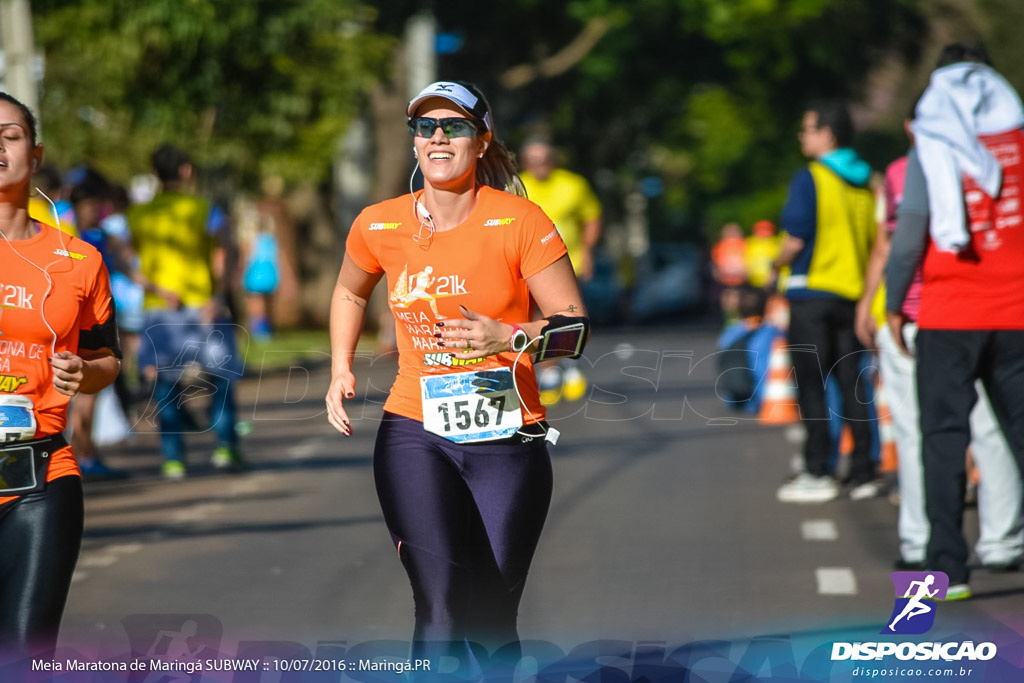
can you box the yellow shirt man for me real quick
[519,141,602,280]
[519,140,599,405]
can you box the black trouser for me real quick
[373,413,552,670]
[787,297,875,482]
[917,329,1024,584]
[0,476,83,660]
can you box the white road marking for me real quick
[816,567,858,595]
[79,554,120,568]
[288,439,323,460]
[172,502,225,523]
[106,543,143,555]
[226,477,267,495]
[802,519,839,541]
[73,482,266,582]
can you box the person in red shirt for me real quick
[886,44,1024,599]
[0,93,120,661]
[326,81,588,670]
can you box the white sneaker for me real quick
[849,479,882,501]
[777,473,839,503]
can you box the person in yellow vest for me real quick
[771,101,877,504]
[519,139,601,405]
[745,219,782,288]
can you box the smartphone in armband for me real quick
[534,321,588,362]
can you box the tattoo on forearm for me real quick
[342,295,366,309]
[567,304,578,313]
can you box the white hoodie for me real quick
[912,62,1024,252]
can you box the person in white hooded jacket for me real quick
[886,42,1024,600]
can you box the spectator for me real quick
[67,167,129,481]
[886,42,1024,600]
[129,144,246,479]
[520,138,601,405]
[716,283,783,413]
[710,221,748,325]
[745,219,782,289]
[240,178,284,342]
[857,97,1023,575]
[101,183,145,418]
[28,163,77,237]
[773,100,877,503]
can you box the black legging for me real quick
[373,413,552,665]
[0,476,83,659]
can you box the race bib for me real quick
[0,395,36,443]
[421,368,522,443]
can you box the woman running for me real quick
[0,93,121,662]
[326,80,588,669]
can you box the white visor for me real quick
[407,81,492,132]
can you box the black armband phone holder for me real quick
[535,315,590,362]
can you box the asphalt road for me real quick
[52,326,1024,682]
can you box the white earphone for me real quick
[416,200,431,221]
[412,147,418,159]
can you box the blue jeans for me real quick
[153,373,237,463]
[140,308,243,463]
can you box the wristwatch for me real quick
[509,323,530,353]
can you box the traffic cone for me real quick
[875,376,899,474]
[759,336,801,424]
[838,424,854,456]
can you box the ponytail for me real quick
[476,138,526,197]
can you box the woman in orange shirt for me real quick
[0,93,120,661]
[326,81,588,669]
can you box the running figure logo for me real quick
[390,263,467,319]
[882,571,949,635]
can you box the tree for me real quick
[32,0,393,187]
[375,0,929,241]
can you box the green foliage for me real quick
[420,0,928,239]
[39,0,1013,246]
[681,85,753,193]
[32,0,394,186]
[979,0,1024,91]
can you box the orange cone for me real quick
[838,424,854,456]
[875,376,899,473]
[759,336,801,424]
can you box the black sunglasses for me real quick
[408,117,481,139]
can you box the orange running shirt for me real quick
[345,186,568,424]
[711,235,748,287]
[0,222,116,504]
